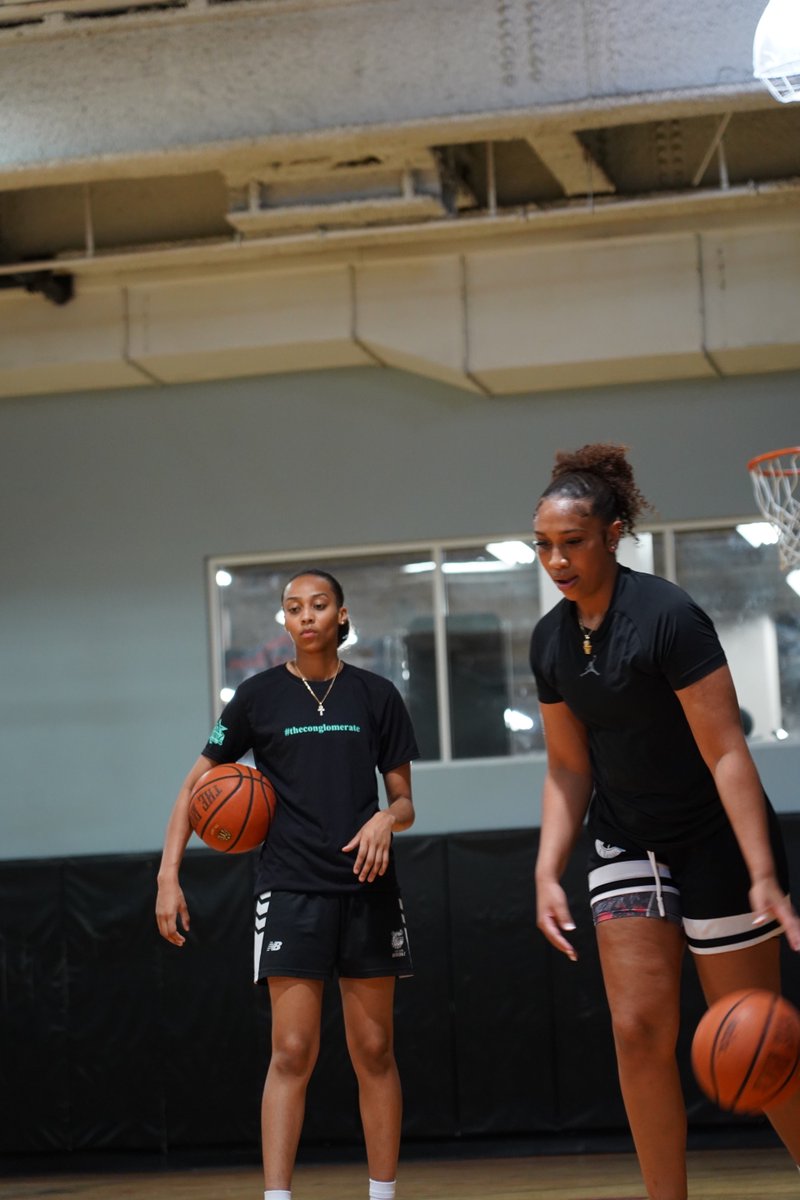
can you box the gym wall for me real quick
[1,365,799,864]
[4,821,799,1160]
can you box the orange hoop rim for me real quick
[747,446,800,473]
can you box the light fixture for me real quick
[486,540,536,566]
[504,707,534,732]
[787,568,800,596]
[220,686,235,703]
[215,568,233,586]
[443,560,512,574]
[401,558,514,575]
[753,0,800,102]
[735,521,781,548]
[773,727,790,741]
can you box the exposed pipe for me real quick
[691,112,733,187]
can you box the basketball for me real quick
[691,989,800,1114]
[188,763,276,853]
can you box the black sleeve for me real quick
[376,683,419,774]
[199,687,254,763]
[652,592,727,692]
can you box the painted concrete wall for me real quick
[1,364,798,860]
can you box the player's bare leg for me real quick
[694,937,800,1163]
[597,917,688,1200]
[262,977,324,1191]
[340,976,401,1188]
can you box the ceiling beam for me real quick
[526,131,616,197]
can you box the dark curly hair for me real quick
[537,443,652,539]
[283,568,350,646]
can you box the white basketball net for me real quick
[749,447,800,570]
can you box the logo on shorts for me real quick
[595,839,624,860]
[391,930,406,957]
[266,940,283,951]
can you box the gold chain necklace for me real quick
[293,660,342,716]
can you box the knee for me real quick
[348,1028,395,1078]
[270,1031,319,1081]
[610,1005,678,1061]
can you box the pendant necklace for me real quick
[578,621,594,656]
[293,660,342,716]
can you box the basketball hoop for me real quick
[747,446,800,570]
[753,0,800,103]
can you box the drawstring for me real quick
[647,850,666,918]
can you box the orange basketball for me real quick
[691,989,800,1114]
[188,763,276,853]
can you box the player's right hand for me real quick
[536,879,578,961]
[155,879,190,947]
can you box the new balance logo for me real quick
[266,940,283,952]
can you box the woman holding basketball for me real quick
[156,569,417,1200]
[530,444,800,1200]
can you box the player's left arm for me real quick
[342,763,415,883]
[676,664,800,950]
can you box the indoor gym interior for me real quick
[2,1,800,1197]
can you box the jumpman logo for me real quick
[581,656,600,677]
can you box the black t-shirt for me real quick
[529,566,728,849]
[200,662,419,894]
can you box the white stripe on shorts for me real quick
[254,892,271,982]
[589,858,676,890]
[684,908,784,955]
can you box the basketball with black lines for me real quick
[188,763,276,853]
[691,989,800,1114]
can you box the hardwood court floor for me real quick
[2,1149,797,1200]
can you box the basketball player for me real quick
[529,444,800,1200]
[156,569,418,1200]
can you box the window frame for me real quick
[207,512,796,761]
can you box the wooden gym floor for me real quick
[2,1148,797,1199]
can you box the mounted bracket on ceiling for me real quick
[0,270,74,305]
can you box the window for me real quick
[209,521,799,760]
[671,525,800,741]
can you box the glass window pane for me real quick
[674,527,799,741]
[650,531,667,579]
[442,544,543,757]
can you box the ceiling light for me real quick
[442,560,512,573]
[736,521,781,548]
[504,707,534,732]
[787,568,800,596]
[486,540,536,565]
[753,0,800,102]
[215,568,233,586]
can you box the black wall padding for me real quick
[2,820,799,1159]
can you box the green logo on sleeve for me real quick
[208,720,228,746]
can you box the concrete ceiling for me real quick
[2,0,799,401]
[1,0,797,281]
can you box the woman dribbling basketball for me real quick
[156,569,417,1200]
[530,443,800,1200]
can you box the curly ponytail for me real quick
[537,443,652,539]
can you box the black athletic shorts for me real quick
[587,803,790,956]
[253,889,413,982]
